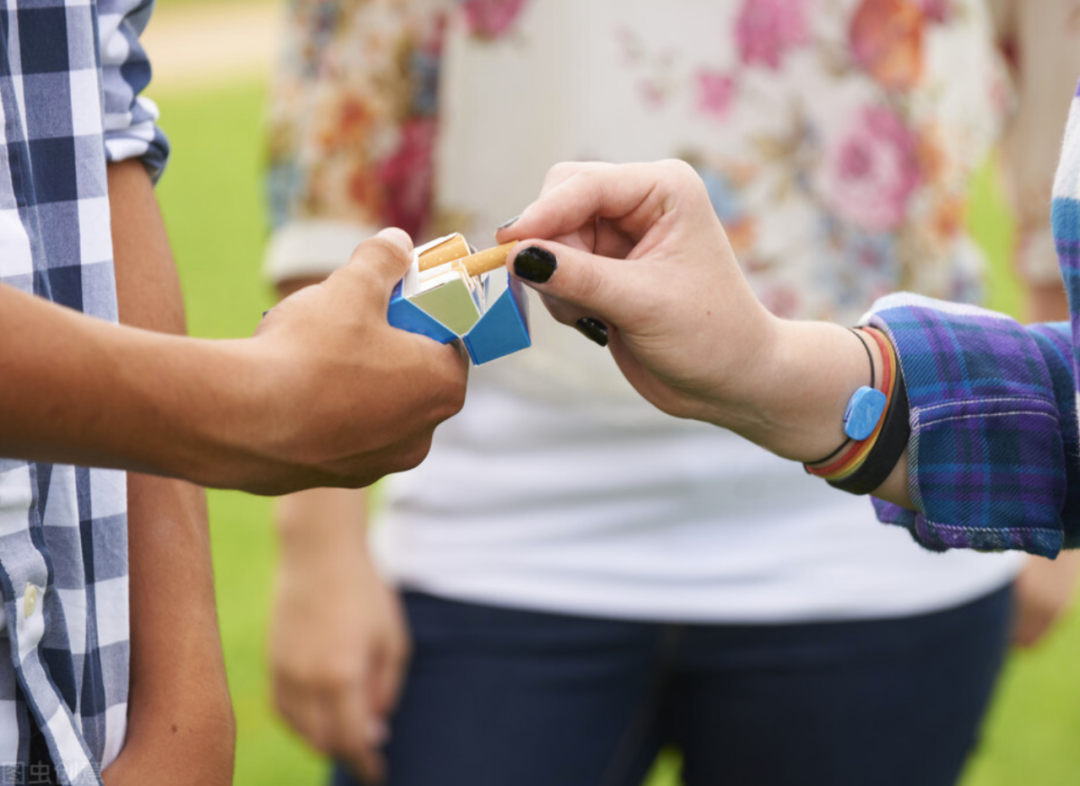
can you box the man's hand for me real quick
[228,228,468,493]
[0,226,468,495]
[270,488,409,783]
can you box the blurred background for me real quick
[145,0,1080,783]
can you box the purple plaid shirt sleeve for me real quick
[860,296,1077,558]
[858,80,1080,559]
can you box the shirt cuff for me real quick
[263,220,380,284]
[103,95,170,180]
[861,293,1074,558]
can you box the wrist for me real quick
[276,487,370,566]
[729,319,878,462]
[152,336,286,489]
[155,334,318,492]
[677,308,785,430]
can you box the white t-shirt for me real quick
[372,368,1021,623]
[271,0,1032,622]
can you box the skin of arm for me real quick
[0,226,467,495]
[268,276,409,783]
[498,160,911,506]
[271,485,408,784]
[101,162,235,784]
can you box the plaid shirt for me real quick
[0,1,167,784]
[863,80,1080,561]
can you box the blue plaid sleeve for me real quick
[98,0,170,179]
[862,295,1080,559]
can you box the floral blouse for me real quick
[265,0,1080,374]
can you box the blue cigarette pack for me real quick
[387,234,531,365]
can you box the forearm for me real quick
[103,161,233,783]
[271,485,409,781]
[109,475,235,784]
[277,486,371,568]
[0,282,263,483]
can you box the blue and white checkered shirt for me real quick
[0,1,167,783]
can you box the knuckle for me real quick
[441,377,468,419]
[565,260,603,305]
[576,167,601,187]
[355,236,395,261]
[397,436,434,473]
[545,161,583,186]
[659,159,709,206]
[425,353,468,420]
[322,661,365,690]
[660,158,695,179]
[349,237,408,276]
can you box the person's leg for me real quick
[331,592,671,786]
[666,585,1013,786]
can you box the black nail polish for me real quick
[513,246,556,283]
[575,317,609,347]
[496,214,520,230]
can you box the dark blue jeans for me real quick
[333,585,1013,786]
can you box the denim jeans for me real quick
[333,585,1012,786]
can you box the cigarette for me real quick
[418,234,471,271]
[452,242,517,278]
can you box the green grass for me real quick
[154,79,1080,786]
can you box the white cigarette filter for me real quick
[418,234,471,271]
[452,242,517,278]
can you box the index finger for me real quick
[496,162,680,247]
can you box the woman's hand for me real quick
[270,488,410,783]
[498,160,778,428]
[497,160,888,474]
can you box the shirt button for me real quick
[24,584,39,618]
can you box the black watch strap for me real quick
[827,368,910,496]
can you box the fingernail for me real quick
[575,317,609,347]
[513,246,556,283]
[496,214,520,230]
[375,227,414,255]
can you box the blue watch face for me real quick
[842,386,888,441]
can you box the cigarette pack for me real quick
[388,234,531,365]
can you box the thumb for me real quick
[374,226,414,257]
[507,241,638,327]
[332,227,416,305]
